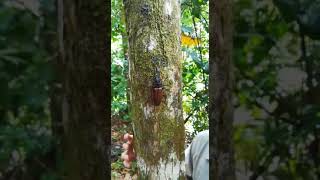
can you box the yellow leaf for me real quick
[181,33,201,47]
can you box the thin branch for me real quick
[249,148,277,180]
[184,109,195,123]
[192,16,208,89]
[299,25,313,89]
[200,13,208,29]
[184,90,207,123]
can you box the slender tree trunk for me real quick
[47,0,63,153]
[120,8,131,115]
[123,0,185,178]
[59,0,110,179]
[209,0,236,179]
[43,0,64,174]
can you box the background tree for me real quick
[0,0,112,179]
[232,0,320,179]
[210,0,235,180]
[123,0,185,178]
[59,0,110,179]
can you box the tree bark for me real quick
[59,0,110,179]
[209,0,236,179]
[123,0,185,178]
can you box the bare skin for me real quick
[121,133,136,168]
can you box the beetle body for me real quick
[152,75,163,106]
[152,87,163,106]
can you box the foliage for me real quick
[0,1,58,179]
[233,0,320,179]
[111,0,129,121]
[273,0,320,39]
[181,0,209,135]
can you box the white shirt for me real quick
[185,130,209,180]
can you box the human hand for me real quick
[121,133,135,168]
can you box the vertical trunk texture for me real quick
[121,6,131,114]
[59,0,110,179]
[209,0,235,180]
[50,0,63,149]
[123,0,185,179]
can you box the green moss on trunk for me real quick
[124,0,185,178]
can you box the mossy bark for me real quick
[209,0,236,180]
[123,0,185,178]
[59,0,110,179]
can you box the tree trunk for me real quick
[121,7,131,115]
[123,0,185,178]
[209,0,236,180]
[43,0,63,174]
[59,0,110,179]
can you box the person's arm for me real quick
[185,144,193,179]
